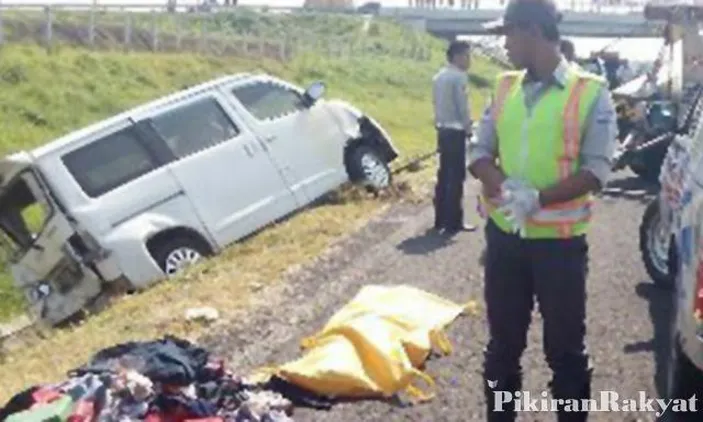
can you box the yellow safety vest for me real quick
[479,67,606,239]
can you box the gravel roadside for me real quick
[200,172,670,422]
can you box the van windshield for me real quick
[0,173,51,261]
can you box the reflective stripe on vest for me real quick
[480,72,596,238]
[478,75,517,218]
[528,77,591,236]
[490,75,516,121]
[477,74,516,215]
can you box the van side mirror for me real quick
[302,81,325,107]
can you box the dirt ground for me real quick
[200,170,673,422]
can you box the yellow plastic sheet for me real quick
[252,284,474,403]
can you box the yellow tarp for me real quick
[252,284,475,403]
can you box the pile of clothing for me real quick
[0,336,311,422]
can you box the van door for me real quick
[0,167,103,324]
[6,119,189,324]
[138,92,299,247]
[219,78,347,205]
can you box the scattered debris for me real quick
[0,336,296,421]
[185,307,220,323]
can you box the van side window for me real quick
[232,81,305,121]
[62,127,158,198]
[149,97,240,159]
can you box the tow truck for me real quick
[637,2,703,405]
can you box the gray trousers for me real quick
[482,219,592,422]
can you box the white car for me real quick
[639,83,703,405]
[0,73,399,325]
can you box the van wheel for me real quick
[151,236,209,276]
[347,145,392,193]
[640,199,674,289]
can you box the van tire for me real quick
[347,144,392,193]
[150,236,210,277]
[639,199,674,290]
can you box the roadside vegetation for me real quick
[0,11,501,402]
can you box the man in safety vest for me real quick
[468,0,618,420]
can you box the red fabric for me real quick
[206,359,225,377]
[145,413,167,422]
[67,399,96,422]
[145,412,182,422]
[31,387,63,405]
[144,406,195,422]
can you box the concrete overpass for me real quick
[378,7,664,39]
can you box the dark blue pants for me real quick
[433,128,466,230]
[482,219,592,422]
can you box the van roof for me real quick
[29,72,256,158]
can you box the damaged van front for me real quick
[0,152,119,325]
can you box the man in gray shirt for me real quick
[431,40,476,234]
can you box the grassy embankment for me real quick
[0,12,501,402]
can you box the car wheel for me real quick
[151,236,210,277]
[348,144,392,192]
[662,259,703,421]
[665,335,703,418]
[640,199,674,289]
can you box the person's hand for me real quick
[481,182,502,202]
[497,179,540,236]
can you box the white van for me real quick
[0,73,399,326]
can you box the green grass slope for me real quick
[0,14,501,400]
[0,19,497,322]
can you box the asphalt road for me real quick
[201,170,675,422]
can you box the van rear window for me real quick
[62,127,158,198]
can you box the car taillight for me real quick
[694,252,703,322]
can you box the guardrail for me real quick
[0,1,650,14]
[398,0,648,13]
[0,4,436,61]
[0,1,654,52]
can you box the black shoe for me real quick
[550,375,591,422]
[444,223,477,234]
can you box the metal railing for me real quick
[401,0,649,13]
[0,4,436,61]
[0,1,651,14]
